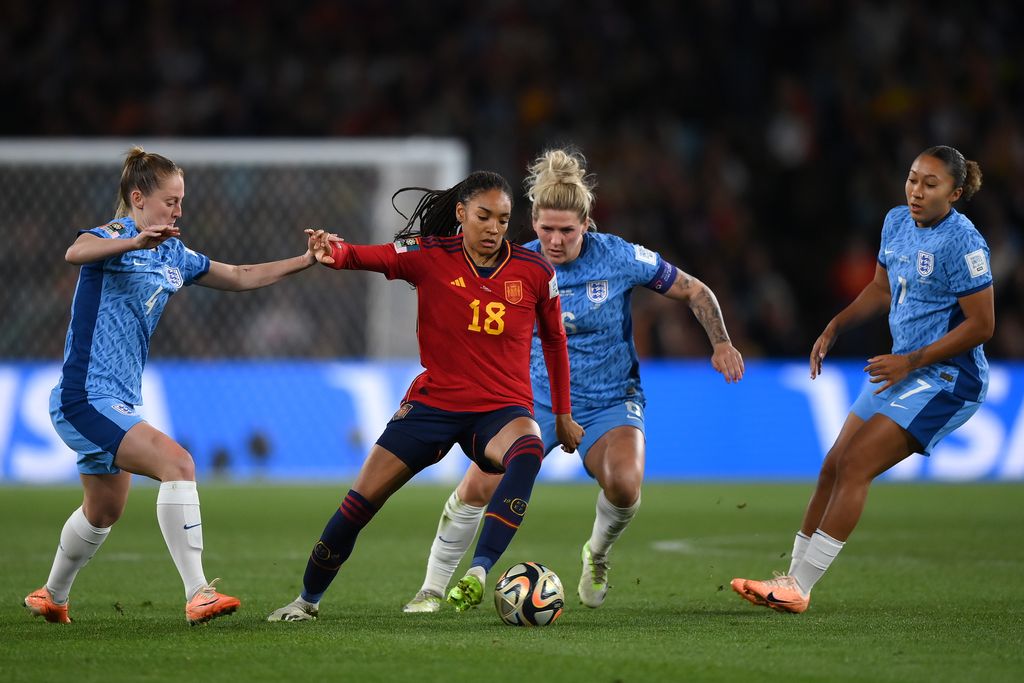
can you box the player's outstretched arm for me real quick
[308,229,347,265]
[65,225,180,265]
[196,229,324,292]
[810,263,891,379]
[663,269,744,383]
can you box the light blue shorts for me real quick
[534,400,645,477]
[49,387,146,475]
[849,368,981,455]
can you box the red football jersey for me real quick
[328,235,571,414]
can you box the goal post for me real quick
[0,138,468,360]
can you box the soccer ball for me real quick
[493,562,565,626]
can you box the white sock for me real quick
[45,506,111,604]
[787,531,811,575]
[420,490,484,596]
[466,565,486,584]
[156,481,208,600]
[294,595,319,609]
[588,489,640,559]
[792,529,845,595]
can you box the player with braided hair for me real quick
[402,148,744,613]
[267,171,583,621]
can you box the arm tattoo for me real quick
[690,286,730,345]
[907,349,924,369]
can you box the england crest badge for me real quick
[164,266,184,289]
[916,251,934,277]
[586,280,609,303]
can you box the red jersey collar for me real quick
[462,239,512,279]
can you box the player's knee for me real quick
[460,481,495,507]
[162,448,196,481]
[833,451,873,487]
[83,500,125,527]
[818,447,843,483]
[85,509,121,528]
[457,467,499,507]
[603,478,641,508]
[817,460,837,487]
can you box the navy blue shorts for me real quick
[375,401,534,474]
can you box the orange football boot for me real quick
[185,579,241,625]
[24,587,71,624]
[730,578,766,606]
[742,574,810,614]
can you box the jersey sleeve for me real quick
[81,221,125,239]
[176,241,211,285]
[79,222,133,248]
[945,231,993,297]
[327,238,424,283]
[612,235,670,291]
[535,270,571,415]
[877,207,901,269]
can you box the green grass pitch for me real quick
[2,482,1022,682]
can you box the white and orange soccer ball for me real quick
[493,561,565,626]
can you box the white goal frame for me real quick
[0,138,468,358]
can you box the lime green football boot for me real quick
[446,574,483,613]
[578,542,610,608]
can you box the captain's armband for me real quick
[644,260,677,294]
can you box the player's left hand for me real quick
[303,228,325,265]
[555,414,585,453]
[304,229,345,265]
[865,353,912,394]
[711,341,744,383]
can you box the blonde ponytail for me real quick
[524,148,596,220]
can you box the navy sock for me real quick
[471,435,544,573]
[301,489,377,603]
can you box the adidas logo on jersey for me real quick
[450,277,466,288]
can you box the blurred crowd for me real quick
[2,0,1022,359]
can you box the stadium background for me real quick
[1,1,1022,482]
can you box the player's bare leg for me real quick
[24,471,129,623]
[449,418,543,613]
[579,426,644,608]
[271,445,414,622]
[403,464,498,613]
[738,415,917,613]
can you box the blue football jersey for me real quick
[526,231,674,408]
[56,216,211,405]
[878,206,992,401]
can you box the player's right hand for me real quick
[304,228,345,265]
[133,224,180,250]
[555,414,584,453]
[809,324,838,379]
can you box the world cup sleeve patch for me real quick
[393,237,420,254]
[964,249,989,278]
[633,244,657,265]
[100,221,124,238]
[548,274,559,299]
